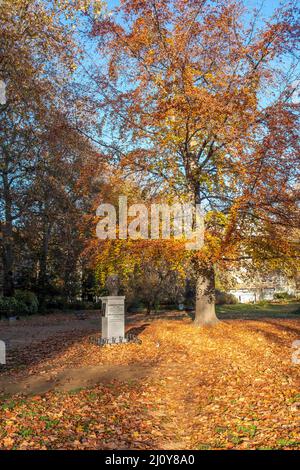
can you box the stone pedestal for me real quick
[0,340,5,365]
[100,296,125,343]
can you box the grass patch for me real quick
[276,439,300,448]
[237,424,257,438]
[197,443,211,450]
[216,302,300,317]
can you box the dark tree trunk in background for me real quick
[37,218,51,309]
[146,302,152,315]
[1,160,15,297]
[194,263,219,326]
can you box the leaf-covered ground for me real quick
[0,316,299,450]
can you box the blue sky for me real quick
[105,0,283,17]
[74,0,298,146]
[78,0,287,73]
[238,0,283,15]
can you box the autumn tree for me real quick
[126,241,187,314]
[0,0,100,299]
[91,0,300,325]
[93,237,188,313]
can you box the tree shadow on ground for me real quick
[1,329,97,372]
[0,321,157,398]
[0,361,154,397]
[263,319,300,336]
[245,320,300,346]
[126,323,150,338]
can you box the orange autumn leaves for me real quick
[91,0,299,271]
[0,316,300,449]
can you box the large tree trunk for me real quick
[1,163,15,297]
[194,263,219,326]
[191,186,219,326]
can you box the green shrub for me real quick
[215,290,237,305]
[159,304,177,311]
[44,298,106,311]
[256,300,268,306]
[0,297,27,317]
[45,297,66,310]
[66,300,89,310]
[15,291,39,314]
[92,301,102,310]
[127,301,145,313]
[274,292,294,300]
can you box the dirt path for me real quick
[0,313,101,351]
[0,364,152,396]
[0,311,187,351]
